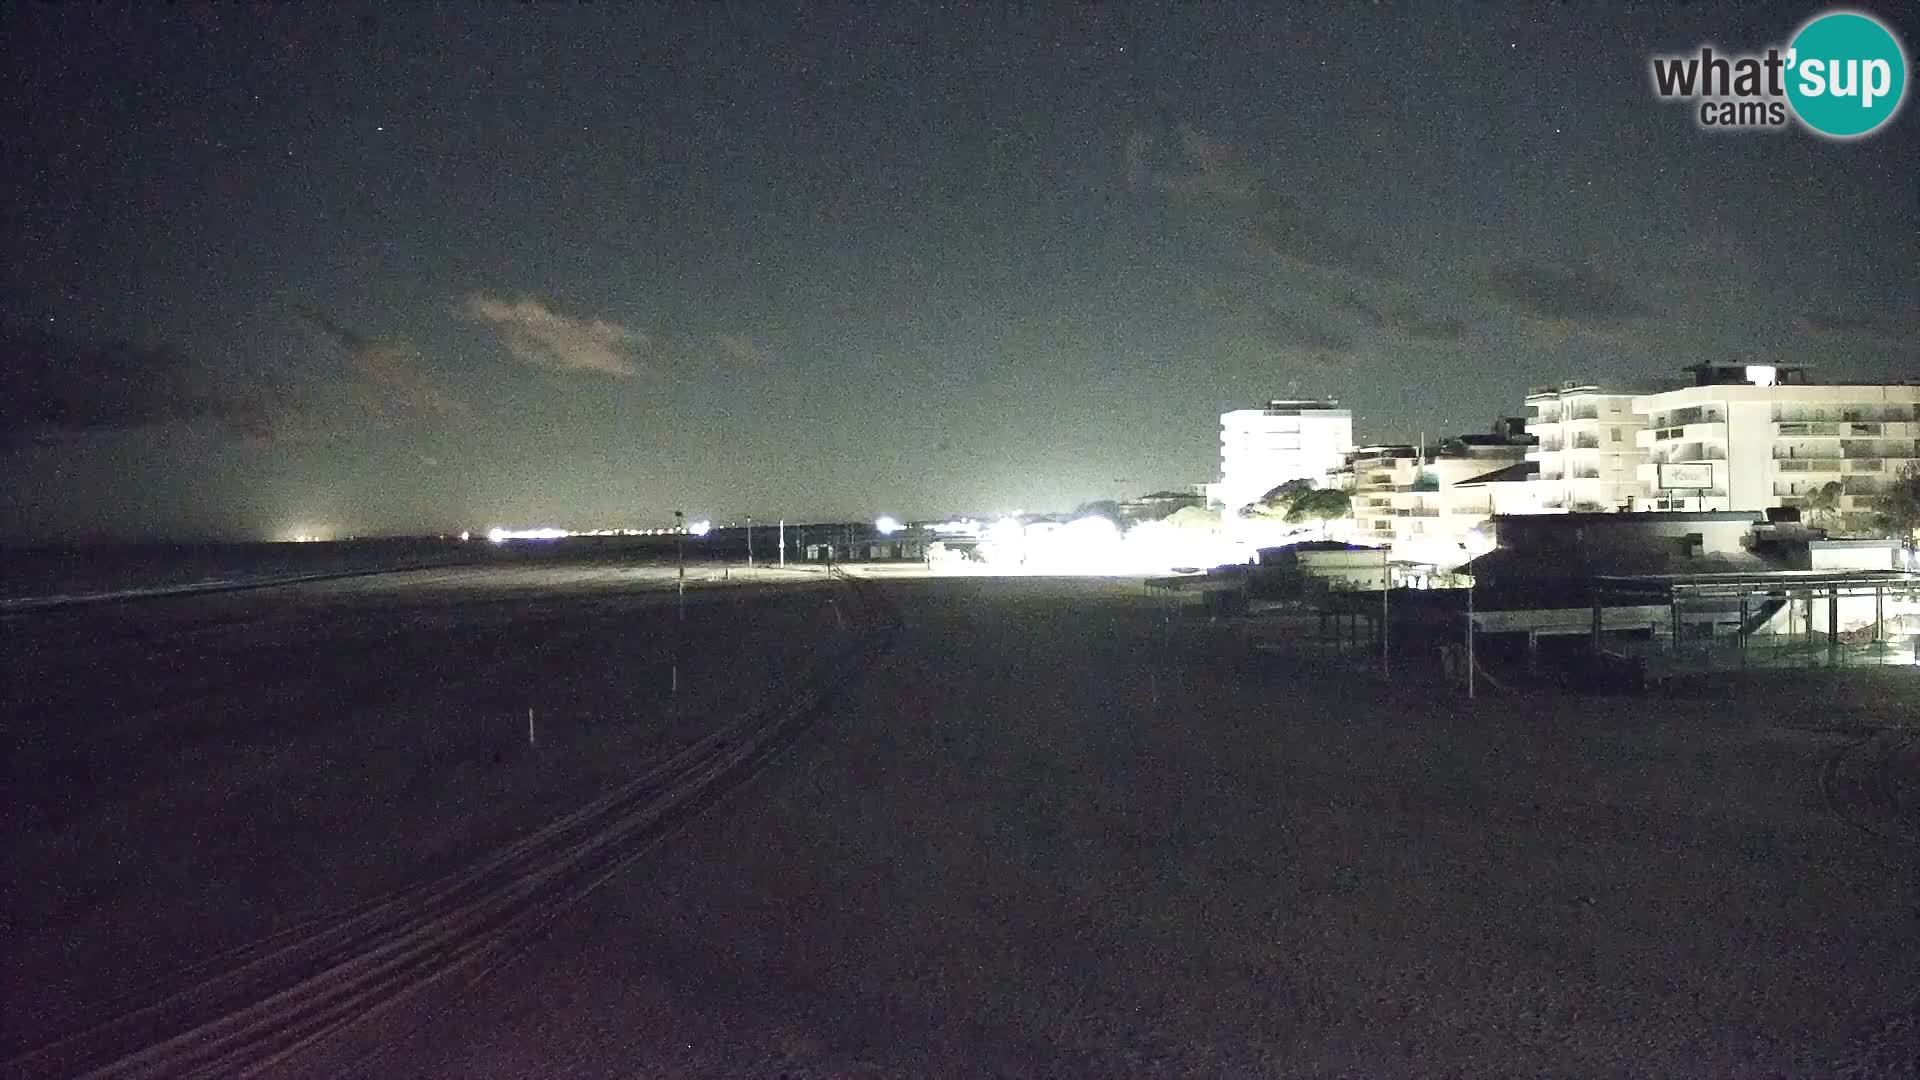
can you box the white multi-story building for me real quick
[1214,400,1354,513]
[1342,444,1418,544]
[1524,381,1648,512]
[1341,434,1532,566]
[1632,364,1920,532]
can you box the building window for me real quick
[1610,426,1621,443]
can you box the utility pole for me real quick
[675,510,686,620]
[1467,569,1476,699]
[746,516,753,568]
[673,510,685,695]
[778,519,786,568]
[1381,545,1391,678]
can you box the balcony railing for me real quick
[1773,448,1840,459]
[1776,408,1920,423]
[1657,447,1726,463]
[1776,422,1840,436]
[1847,459,1883,473]
[1657,408,1723,427]
[1572,436,1600,449]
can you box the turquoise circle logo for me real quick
[1785,11,1908,138]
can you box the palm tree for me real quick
[1869,463,1920,544]
[1802,480,1844,531]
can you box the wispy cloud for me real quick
[1197,284,1356,356]
[463,294,648,379]
[1140,124,1398,282]
[0,326,290,446]
[1157,124,1259,201]
[1245,192,1399,282]
[1328,293,1471,343]
[1794,306,1919,348]
[711,333,769,369]
[1480,262,1651,325]
[291,305,470,419]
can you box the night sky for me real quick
[4,3,1916,541]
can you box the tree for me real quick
[1242,481,1307,521]
[1242,482,1351,537]
[1869,463,1920,543]
[1803,480,1844,531]
[1284,488,1352,530]
[1073,500,1123,523]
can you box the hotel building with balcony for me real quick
[1523,381,1648,512]
[1631,363,1920,532]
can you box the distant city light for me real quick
[458,530,471,542]
[687,519,711,537]
[487,526,567,543]
[961,514,1250,576]
[876,515,902,535]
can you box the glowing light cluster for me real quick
[487,527,568,543]
[960,515,1254,576]
[480,524,715,543]
[875,515,902,536]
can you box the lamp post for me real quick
[674,511,685,621]
[1381,544,1391,678]
[673,510,685,695]
[1463,529,1496,698]
[1467,566,1476,699]
[746,516,753,568]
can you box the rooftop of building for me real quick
[1592,568,1920,599]
[1223,400,1349,416]
[1528,364,1920,402]
[1490,510,1764,525]
[1454,461,1539,487]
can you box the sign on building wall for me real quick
[1658,463,1714,489]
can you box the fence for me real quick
[1593,573,1920,678]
